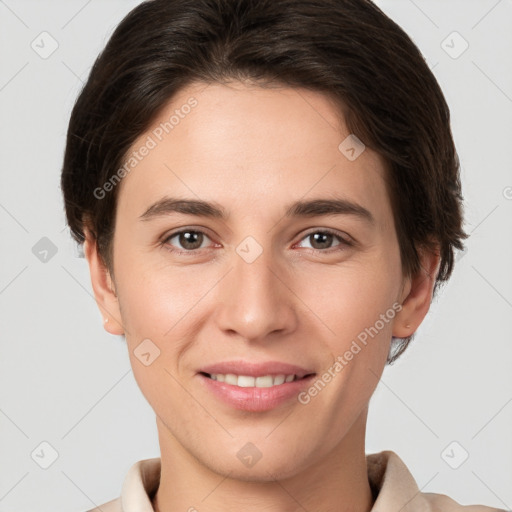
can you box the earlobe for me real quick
[83,232,125,336]
[392,243,441,339]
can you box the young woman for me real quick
[61,1,505,511]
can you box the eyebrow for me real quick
[139,196,375,225]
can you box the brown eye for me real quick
[309,232,334,250]
[297,230,352,252]
[165,230,210,251]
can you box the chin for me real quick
[203,440,314,482]
[214,456,308,483]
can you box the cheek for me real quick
[297,265,399,422]
[294,258,401,340]
[115,248,204,332]
[114,257,222,393]
[115,264,198,409]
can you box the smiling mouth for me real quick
[199,372,316,388]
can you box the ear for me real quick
[83,230,125,336]
[392,241,441,339]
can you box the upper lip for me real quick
[199,360,316,379]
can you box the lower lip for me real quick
[197,373,316,412]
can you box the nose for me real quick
[213,245,298,343]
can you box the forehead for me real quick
[116,81,392,228]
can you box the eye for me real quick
[161,227,353,255]
[163,229,214,253]
[295,229,353,252]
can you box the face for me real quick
[86,80,434,481]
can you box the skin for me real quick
[84,80,440,512]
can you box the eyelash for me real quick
[160,228,354,255]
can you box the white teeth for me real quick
[273,374,285,385]
[225,374,238,385]
[208,373,297,387]
[237,375,255,387]
[255,375,274,387]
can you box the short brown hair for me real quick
[60,0,468,363]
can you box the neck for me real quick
[152,408,374,512]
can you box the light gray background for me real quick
[0,1,511,511]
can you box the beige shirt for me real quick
[87,450,505,512]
